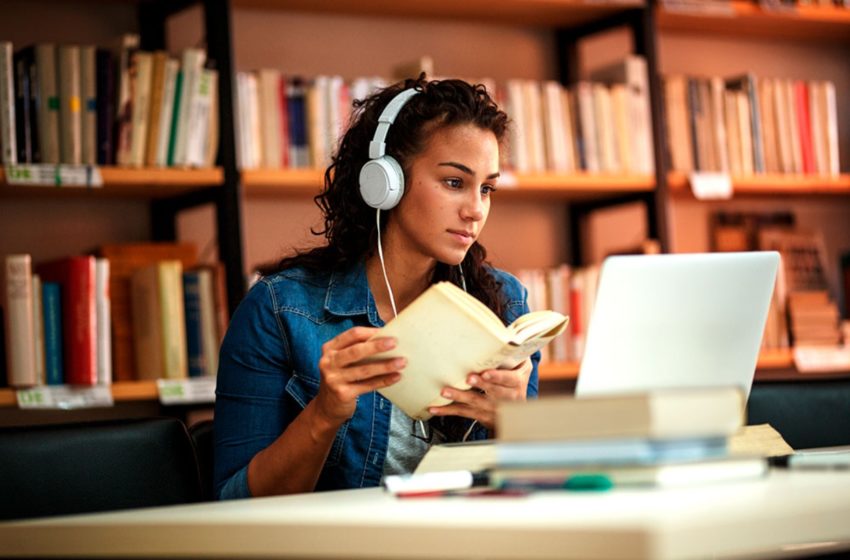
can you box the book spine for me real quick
[4,255,36,387]
[41,281,63,385]
[31,273,45,385]
[35,43,60,164]
[183,271,205,377]
[166,69,184,166]
[159,262,187,379]
[0,41,18,164]
[155,59,178,167]
[197,269,219,376]
[13,49,34,163]
[79,45,97,166]
[57,45,82,165]
[95,258,111,385]
[128,51,153,167]
[95,49,115,165]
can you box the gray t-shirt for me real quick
[382,405,437,476]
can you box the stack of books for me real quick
[410,388,767,491]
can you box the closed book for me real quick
[36,256,97,386]
[34,44,60,164]
[154,58,179,167]
[31,274,45,385]
[0,41,17,164]
[13,47,38,163]
[95,258,111,385]
[127,51,153,167]
[286,77,309,168]
[130,260,188,380]
[113,33,139,166]
[41,281,63,385]
[3,255,36,387]
[489,455,768,489]
[95,48,115,165]
[497,388,744,443]
[144,51,168,167]
[182,270,205,377]
[78,45,96,165]
[368,281,568,419]
[171,48,205,167]
[57,45,82,165]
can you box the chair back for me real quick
[0,416,204,520]
[189,419,215,501]
[747,380,850,450]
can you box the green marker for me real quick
[563,474,613,491]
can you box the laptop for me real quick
[575,251,780,400]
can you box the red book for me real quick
[36,256,98,385]
[794,80,815,175]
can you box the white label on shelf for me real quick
[4,164,104,188]
[157,377,216,405]
[793,346,850,373]
[16,385,114,409]
[689,172,732,200]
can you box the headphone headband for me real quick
[368,88,420,159]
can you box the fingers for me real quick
[466,370,525,401]
[322,326,381,353]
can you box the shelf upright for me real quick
[555,3,670,265]
[137,0,247,316]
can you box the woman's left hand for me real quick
[428,358,532,432]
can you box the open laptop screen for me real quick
[575,251,779,400]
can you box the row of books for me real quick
[1,244,228,389]
[664,74,840,177]
[234,55,655,175]
[710,211,843,349]
[0,37,218,169]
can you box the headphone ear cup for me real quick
[359,156,405,210]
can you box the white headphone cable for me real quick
[376,208,398,319]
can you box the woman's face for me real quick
[389,123,500,266]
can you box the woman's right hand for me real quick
[315,326,405,426]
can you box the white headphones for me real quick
[358,88,420,210]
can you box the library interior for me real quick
[1,0,849,558]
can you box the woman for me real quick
[214,77,540,499]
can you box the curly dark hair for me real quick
[260,76,510,319]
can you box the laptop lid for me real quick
[575,251,780,400]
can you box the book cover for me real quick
[79,45,96,165]
[369,282,568,419]
[182,270,205,377]
[497,387,745,443]
[0,41,17,165]
[95,48,115,165]
[36,256,97,386]
[57,44,82,165]
[41,281,63,385]
[95,258,111,385]
[3,255,36,387]
[13,47,37,163]
[34,43,60,164]
[31,273,45,385]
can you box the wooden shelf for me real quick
[658,0,850,43]
[243,168,655,199]
[667,171,850,197]
[0,381,160,409]
[539,362,580,381]
[0,167,224,198]
[231,0,644,27]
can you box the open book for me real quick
[370,281,568,419]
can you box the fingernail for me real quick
[441,389,451,398]
[482,372,492,381]
[468,376,478,386]
[381,338,396,350]
[393,358,406,368]
[429,408,438,415]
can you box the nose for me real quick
[460,190,485,222]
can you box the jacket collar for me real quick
[325,260,383,326]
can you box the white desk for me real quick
[1,470,849,559]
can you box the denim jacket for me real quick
[213,260,539,500]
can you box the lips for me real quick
[448,229,475,244]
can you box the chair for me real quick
[0,416,204,520]
[747,379,850,450]
[189,419,215,501]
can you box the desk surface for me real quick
[2,470,850,560]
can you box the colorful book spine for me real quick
[41,281,63,385]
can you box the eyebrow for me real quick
[438,161,500,180]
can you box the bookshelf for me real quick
[3,0,850,420]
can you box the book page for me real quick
[414,441,497,474]
[729,424,794,457]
